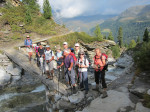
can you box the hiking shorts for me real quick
[64,68,75,85]
[45,60,54,71]
[26,47,33,53]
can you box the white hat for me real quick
[63,42,68,45]
[75,43,79,47]
[46,45,50,48]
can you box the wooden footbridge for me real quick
[4,49,68,95]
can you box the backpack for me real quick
[69,52,77,64]
[94,53,108,71]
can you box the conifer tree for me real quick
[94,25,103,41]
[136,36,140,43]
[129,40,136,48]
[143,28,149,42]
[43,0,52,19]
[25,9,32,24]
[117,27,123,48]
[108,32,114,41]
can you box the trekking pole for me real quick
[58,67,61,94]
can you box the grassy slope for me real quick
[0,4,68,44]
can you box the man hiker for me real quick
[57,49,76,93]
[38,43,45,73]
[93,48,108,98]
[63,42,68,50]
[74,43,80,58]
[74,43,80,84]
[24,35,33,61]
[56,46,64,79]
[77,50,89,94]
[35,42,40,66]
[44,45,54,79]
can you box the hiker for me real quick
[74,43,80,58]
[77,50,89,94]
[24,35,33,61]
[56,46,64,79]
[35,42,40,66]
[44,45,54,79]
[74,43,80,83]
[93,48,108,98]
[38,44,45,74]
[63,42,68,50]
[57,49,76,93]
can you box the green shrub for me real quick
[111,45,120,59]
[134,42,150,71]
[143,94,150,108]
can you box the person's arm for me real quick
[68,57,74,71]
[50,56,54,62]
[57,62,64,68]
[80,59,89,68]
[101,56,106,66]
[50,51,54,62]
[68,62,73,71]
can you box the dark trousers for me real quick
[94,70,107,88]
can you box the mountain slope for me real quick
[91,4,150,43]
[60,14,116,33]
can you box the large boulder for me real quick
[0,67,11,86]
[135,102,150,112]
[81,90,134,112]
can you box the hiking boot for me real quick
[73,86,76,94]
[93,85,99,91]
[101,91,108,99]
[85,90,88,94]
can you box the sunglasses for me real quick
[80,54,84,55]
[75,46,79,47]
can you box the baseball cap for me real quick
[75,43,79,47]
[63,42,68,45]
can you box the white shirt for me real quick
[77,58,89,72]
[45,50,54,61]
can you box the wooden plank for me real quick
[4,50,68,95]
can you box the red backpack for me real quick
[69,52,77,64]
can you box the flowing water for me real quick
[0,64,125,112]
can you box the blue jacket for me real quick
[24,39,32,46]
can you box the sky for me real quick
[38,0,150,18]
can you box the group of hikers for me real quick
[24,35,108,98]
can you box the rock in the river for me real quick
[135,102,150,112]
[81,90,134,112]
[68,91,84,104]
[147,89,150,95]
[6,65,21,76]
[115,54,133,68]
[11,75,21,82]
[56,99,76,110]
[0,67,11,86]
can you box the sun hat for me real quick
[63,42,68,45]
[75,43,80,47]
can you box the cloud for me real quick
[37,0,150,18]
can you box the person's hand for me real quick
[46,60,49,63]
[57,66,60,69]
[100,67,104,71]
[68,67,71,71]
